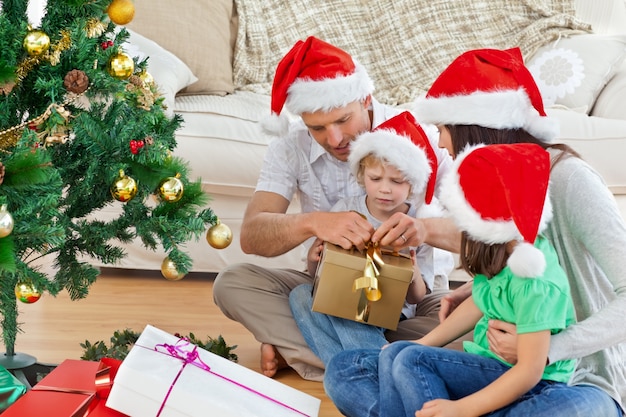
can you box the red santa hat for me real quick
[348,111,437,203]
[413,48,559,142]
[262,36,374,135]
[439,143,553,278]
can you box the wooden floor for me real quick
[1,268,343,417]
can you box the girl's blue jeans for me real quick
[324,341,621,417]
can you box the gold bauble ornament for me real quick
[107,0,136,25]
[157,174,184,203]
[161,257,185,281]
[206,220,233,249]
[23,29,50,56]
[107,52,134,79]
[139,71,154,86]
[15,281,42,304]
[0,204,14,238]
[110,170,138,202]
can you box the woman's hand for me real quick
[371,212,426,250]
[487,319,518,364]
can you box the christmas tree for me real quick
[0,0,226,364]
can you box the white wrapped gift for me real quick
[106,325,320,417]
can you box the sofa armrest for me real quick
[592,59,626,120]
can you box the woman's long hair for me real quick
[446,125,580,168]
[448,125,578,278]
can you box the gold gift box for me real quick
[312,242,413,330]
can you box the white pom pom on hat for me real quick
[439,143,553,278]
[259,112,290,137]
[507,241,547,278]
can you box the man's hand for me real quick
[438,280,472,322]
[241,192,374,256]
[371,212,426,249]
[487,319,518,364]
[314,211,375,251]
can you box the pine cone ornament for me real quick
[0,162,5,186]
[63,69,89,94]
[128,75,143,87]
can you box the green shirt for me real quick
[463,235,577,383]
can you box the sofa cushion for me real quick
[592,60,626,120]
[173,92,273,196]
[574,0,626,35]
[233,0,591,106]
[123,29,198,116]
[548,107,626,193]
[125,0,236,96]
[527,34,626,113]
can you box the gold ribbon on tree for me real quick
[352,243,384,323]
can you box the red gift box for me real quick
[3,358,128,417]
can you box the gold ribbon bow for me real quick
[352,243,384,322]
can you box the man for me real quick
[213,36,453,381]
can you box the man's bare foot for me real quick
[260,343,287,378]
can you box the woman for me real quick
[325,47,626,417]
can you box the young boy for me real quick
[289,111,450,366]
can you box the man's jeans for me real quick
[324,341,621,417]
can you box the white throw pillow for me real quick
[527,34,626,113]
[123,29,198,116]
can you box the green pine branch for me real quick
[80,329,238,363]
[0,0,221,355]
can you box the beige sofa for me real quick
[92,0,626,274]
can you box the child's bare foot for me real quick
[260,343,287,377]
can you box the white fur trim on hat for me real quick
[507,241,547,278]
[440,144,554,245]
[285,61,374,114]
[413,89,559,142]
[349,128,431,200]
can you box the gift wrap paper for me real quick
[106,325,321,417]
[312,242,413,330]
[0,365,26,412]
[2,359,127,417]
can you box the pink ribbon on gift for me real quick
[138,338,312,417]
